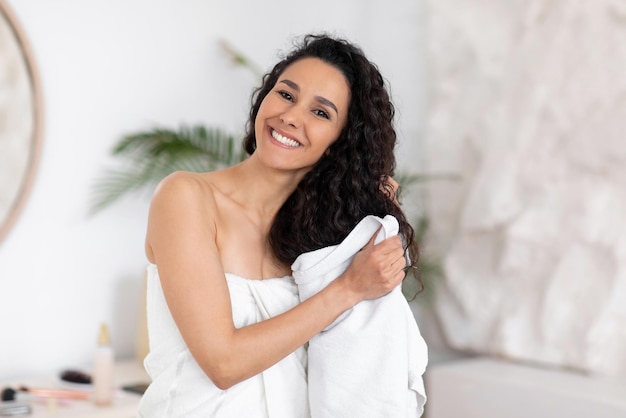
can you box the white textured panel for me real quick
[425,0,626,376]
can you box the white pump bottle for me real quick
[93,323,114,405]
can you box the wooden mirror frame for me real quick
[0,0,43,245]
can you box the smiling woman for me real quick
[0,0,43,245]
[138,33,425,418]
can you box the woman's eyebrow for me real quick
[279,79,339,115]
[315,96,339,115]
[279,79,300,91]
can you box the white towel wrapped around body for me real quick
[292,215,428,418]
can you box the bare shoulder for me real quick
[154,170,213,195]
[151,171,220,211]
[148,170,224,231]
[145,171,220,262]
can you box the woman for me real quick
[138,34,419,417]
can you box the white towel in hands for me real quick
[292,215,428,418]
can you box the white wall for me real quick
[0,0,427,379]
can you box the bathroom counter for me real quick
[0,359,150,418]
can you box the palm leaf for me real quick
[397,172,460,303]
[402,215,446,304]
[395,171,461,191]
[89,125,246,214]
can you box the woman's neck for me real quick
[226,156,305,222]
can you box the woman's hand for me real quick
[338,229,407,303]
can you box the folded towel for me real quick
[292,215,428,417]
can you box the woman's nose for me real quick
[279,106,303,128]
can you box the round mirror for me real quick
[0,0,43,244]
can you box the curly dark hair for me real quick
[243,34,419,280]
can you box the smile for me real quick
[271,129,301,148]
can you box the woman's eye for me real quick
[314,109,330,119]
[278,91,293,101]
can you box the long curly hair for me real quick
[243,34,419,278]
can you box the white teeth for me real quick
[271,129,300,147]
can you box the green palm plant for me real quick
[396,173,458,303]
[402,215,446,304]
[89,40,259,215]
[89,125,246,214]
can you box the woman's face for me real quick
[253,57,351,175]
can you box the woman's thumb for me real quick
[363,226,382,249]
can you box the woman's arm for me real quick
[146,173,406,390]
